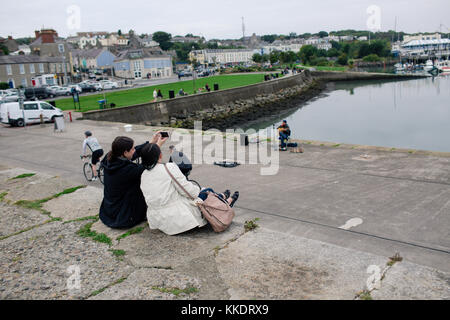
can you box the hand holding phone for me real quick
[160,131,169,138]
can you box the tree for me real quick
[337,53,348,66]
[118,29,122,36]
[152,31,173,51]
[252,53,262,63]
[269,51,280,64]
[327,48,340,58]
[262,34,277,43]
[0,82,9,90]
[318,31,328,38]
[299,45,318,65]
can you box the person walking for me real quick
[153,89,158,102]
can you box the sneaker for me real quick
[229,191,239,208]
[223,189,231,199]
[92,176,97,181]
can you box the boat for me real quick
[394,63,404,72]
[423,60,434,72]
[436,60,450,73]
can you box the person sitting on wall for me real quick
[178,88,185,96]
[277,120,291,151]
[205,83,211,92]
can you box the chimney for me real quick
[35,30,40,38]
[8,36,12,40]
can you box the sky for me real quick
[1,0,449,40]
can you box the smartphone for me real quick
[160,131,169,137]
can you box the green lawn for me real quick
[295,64,348,72]
[51,74,265,112]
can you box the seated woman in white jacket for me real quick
[139,143,239,235]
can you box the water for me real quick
[252,75,450,153]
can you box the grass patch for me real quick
[14,185,86,216]
[116,226,146,242]
[357,290,373,300]
[63,215,99,224]
[89,277,128,297]
[0,218,60,241]
[152,286,199,296]
[10,173,35,180]
[333,144,341,147]
[76,222,112,246]
[387,253,403,267]
[0,192,7,202]
[50,74,264,112]
[244,218,260,232]
[110,249,126,258]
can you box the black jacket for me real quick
[99,142,148,228]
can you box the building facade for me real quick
[113,49,172,79]
[189,49,255,65]
[71,48,116,70]
[0,55,71,88]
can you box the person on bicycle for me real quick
[81,131,104,181]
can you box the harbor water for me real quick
[254,74,450,153]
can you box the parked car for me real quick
[45,86,61,98]
[0,101,63,127]
[101,81,119,90]
[68,84,82,93]
[24,87,50,100]
[0,91,19,102]
[55,87,72,96]
[79,82,100,93]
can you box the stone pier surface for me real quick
[0,119,449,300]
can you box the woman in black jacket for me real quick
[99,133,167,228]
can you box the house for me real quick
[113,48,172,79]
[0,36,19,53]
[189,49,255,66]
[70,48,116,70]
[137,35,159,47]
[0,55,71,88]
[10,45,31,55]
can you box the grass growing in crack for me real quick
[14,185,87,216]
[89,277,128,297]
[63,215,99,224]
[116,226,146,242]
[77,222,112,246]
[244,218,260,232]
[357,290,373,300]
[10,173,35,179]
[110,249,126,258]
[333,144,341,147]
[0,192,7,202]
[0,218,60,241]
[152,286,199,296]
[387,253,403,267]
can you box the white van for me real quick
[0,101,64,127]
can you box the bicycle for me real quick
[81,155,104,184]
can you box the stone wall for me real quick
[81,71,313,126]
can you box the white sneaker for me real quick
[92,176,97,181]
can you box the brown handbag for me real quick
[164,164,235,232]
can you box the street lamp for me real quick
[191,46,196,93]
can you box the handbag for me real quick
[164,164,235,232]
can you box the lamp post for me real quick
[191,46,196,93]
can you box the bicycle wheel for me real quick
[98,165,105,185]
[83,162,94,181]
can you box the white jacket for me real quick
[140,163,207,235]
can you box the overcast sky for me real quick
[1,0,449,40]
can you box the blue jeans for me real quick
[279,132,289,148]
[198,188,225,201]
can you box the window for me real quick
[40,102,54,110]
[6,65,12,75]
[21,78,27,87]
[24,103,39,110]
[29,64,35,73]
[19,64,25,74]
[39,63,44,73]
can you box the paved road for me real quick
[1,118,449,273]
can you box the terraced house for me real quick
[0,55,70,88]
[113,48,172,79]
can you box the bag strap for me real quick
[164,164,195,201]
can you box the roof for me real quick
[113,48,169,62]
[0,55,65,64]
[403,39,450,47]
[71,48,108,59]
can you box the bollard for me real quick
[40,114,44,127]
[69,111,72,122]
